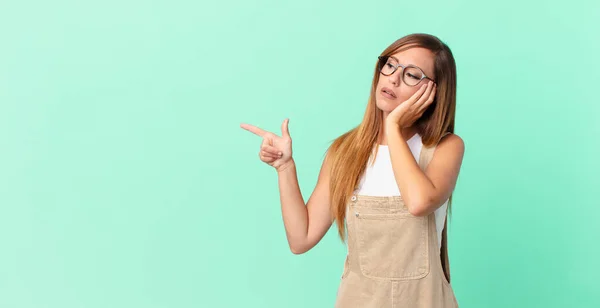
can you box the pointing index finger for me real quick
[240,123,268,137]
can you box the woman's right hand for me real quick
[240,118,294,172]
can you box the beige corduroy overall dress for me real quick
[334,139,459,308]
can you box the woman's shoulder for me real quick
[441,132,463,142]
[436,132,465,155]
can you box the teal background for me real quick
[1,0,598,307]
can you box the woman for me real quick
[241,33,464,307]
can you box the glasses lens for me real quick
[403,67,425,86]
[379,57,395,75]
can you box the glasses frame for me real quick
[377,56,435,86]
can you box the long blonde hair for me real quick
[327,33,457,280]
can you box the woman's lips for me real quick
[381,87,397,99]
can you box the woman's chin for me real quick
[376,100,398,113]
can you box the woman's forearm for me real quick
[386,124,436,215]
[276,159,310,253]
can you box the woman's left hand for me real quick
[385,81,436,129]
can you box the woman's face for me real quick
[375,47,436,114]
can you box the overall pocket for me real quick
[355,211,429,280]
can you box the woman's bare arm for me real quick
[240,119,333,255]
[387,129,465,216]
[277,152,333,254]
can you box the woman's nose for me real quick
[389,70,402,86]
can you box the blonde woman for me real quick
[241,33,464,307]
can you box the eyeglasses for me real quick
[377,56,435,87]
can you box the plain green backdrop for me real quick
[1,0,598,307]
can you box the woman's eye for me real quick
[407,73,420,80]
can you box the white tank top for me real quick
[354,133,448,249]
